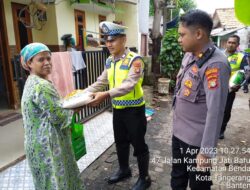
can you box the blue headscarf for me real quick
[20,43,51,71]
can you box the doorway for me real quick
[12,3,32,52]
[0,1,16,110]
[74,10,86,50]
[0,31,8,110]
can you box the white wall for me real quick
[32,4,58,45]
[4,0,63,45]
[85,12,100,40]
[115,2,139,50]
[3,0,16,45]
[139,0,149,34]
[55,1,75,45]
[236,27,250,50]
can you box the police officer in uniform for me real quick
[171,10,231,190]
[219,35,249,139]
[86,21,151,190]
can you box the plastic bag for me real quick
[70,113,86,160]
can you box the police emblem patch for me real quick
[205,67,219,90]
[133,60,142,73]
[191,65,198,73]
[102,24,110,34]
[184,79,193,89]
[205,68,219,76]
[123,58,130,66]
[208,79,218,89]
[229,57,238,64]
[183,88,191,96]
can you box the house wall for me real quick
[3,0,140,52]
[236,27,250,50]
[4,0,60,52]
[55,1,75,46]
[115,2,139,51]
[32,4,58,45]
[3,0,16,46]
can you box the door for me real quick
[74,10,86,50]
[12,3,32,52]
[0,30,8,109]
[0,1,16,109]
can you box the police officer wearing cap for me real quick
[86,21,151,190]
[171,10,230,190]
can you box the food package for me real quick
[229,70,245,87]
[62,89,93,109]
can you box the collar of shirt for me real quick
[225,50,241,57]
[184,42,214,67]
[111,48,130,63]
[191,42,214,59]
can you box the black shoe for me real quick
[219,133,224,139]
[243,89,249,93]
[131,176,151,190]
[107,168,132,184]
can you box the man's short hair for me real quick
[179,9,213,36]
[228,34,240,44]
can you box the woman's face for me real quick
[27,51,52,79]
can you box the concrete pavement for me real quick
[80,91,250,190]
[0,118,25,171]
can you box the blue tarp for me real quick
[166,16,179,30]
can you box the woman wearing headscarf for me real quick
[20,43,84,190]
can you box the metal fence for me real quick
[74,50,111,122]
[13,50,111,123]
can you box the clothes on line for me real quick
[70,51,86,72]
[49,52,75,98]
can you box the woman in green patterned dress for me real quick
[20,43,84,190]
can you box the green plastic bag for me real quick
[70,114,86,160]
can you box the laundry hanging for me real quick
[48,52,75,98]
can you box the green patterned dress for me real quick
[21,75,84,190]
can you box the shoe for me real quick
[219,133,224,139]
[107,168,132,184]
[243,89,249,93]
[132,153,151,190]
[131,176,151,190]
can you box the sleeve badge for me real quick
[133,60,142,74]
[205,67,219,90]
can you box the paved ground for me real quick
[80,90,250,190]
[0,118,24,171]
[0,87,249,190]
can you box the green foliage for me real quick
[149,0,154,16]
[159,28,183,89]
[149,0,196,17]
[172,0,197,18]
